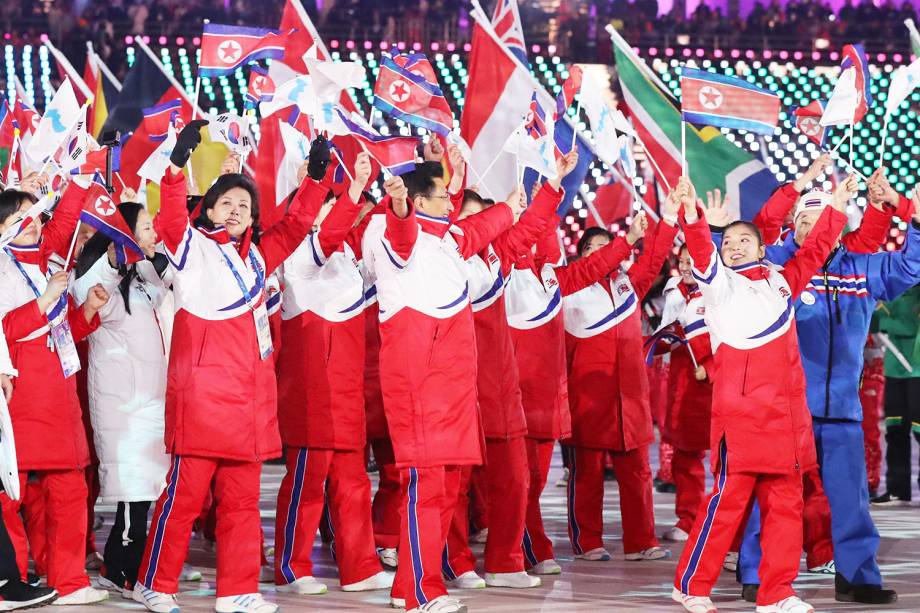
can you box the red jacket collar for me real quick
[5,243,43,266]
[729,260,771,281]
[415,210,451,239]
[195,223,253,255]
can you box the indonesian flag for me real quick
[373,53,454,136]
[199,24,289,77]
[460,6,533,199]
[79,175,144,265]
[792,100,828,147]
[821,43,873,126]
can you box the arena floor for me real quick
[77,447,920,613]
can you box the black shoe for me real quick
[835,572,898,604]
[655,481,676,494]
[603,468,616,481]
[870,492,910,506]
[0,580,57,609]
[741,584,759,603]
[24,574,41,587]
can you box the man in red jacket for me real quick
[363,158,521,613]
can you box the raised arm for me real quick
[554,213,645,296]
[453,202,515,260]
[753,182,799,245]
[678,177,732,305]
[383,177,418,264]
[42,179,89,259]
[260,177,329,274]
[628,186,681,298]
[312,153,372,261]
[779,176,853,298]
[847,166,910,254]
[865,192,920,301]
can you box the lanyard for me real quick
[216,244,264,311]
[4,247,66,322]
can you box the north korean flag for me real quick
[373,52,454,136]
[246,65,275,108]
[79,174,144,266]
[680,67,781,135]
[199,24,289,77]
[792,100,828,147]
[142,99,186,142]
[337,109,418,176]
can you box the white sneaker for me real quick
[214,593,278,613]
[275,576,327,595]
[755,596,814,613]
[470,528,488,544]
[446,571,485,589]
[575,547,611,561]
[179,564,202,582]
[662,526,690,542]
[807,560,836,574]
[133,585,179,613]
[671,587,717,613]
[93,576,131,599]
[529,559,562,575]
[341,571,394,592]
[377,547,398,570]
[407,595,467,613]
[390,597,406,608]
[484,572,541,588]
[555,468,570,487]
[723,551,739,572]
[625,546,671,561]
[51,586,109,606]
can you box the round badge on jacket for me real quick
[800,291,815,306]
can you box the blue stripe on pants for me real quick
[680,439,728,594]
[144,456,182,588]
[280,448,308,584]
[407,468,428,605]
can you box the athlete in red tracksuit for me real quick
[0,180,110,604]
[132,123,326,613]
[657,250,714,542]
[504,197,651,574]
[562,206,677,562]
[273,153,391,595]
[442,154,580,590]
[671,176,851,613]
[362,159,518,613]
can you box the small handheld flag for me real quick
[373,52,454,136]
[792,100,829,147]
[336,109,418,176]
[680,68,781,135]
[246,65,275,108]
[79,174,144,266]
[142,99,186,142]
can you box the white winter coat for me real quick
[72,256,173,503]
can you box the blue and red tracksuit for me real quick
[739,219,920,588]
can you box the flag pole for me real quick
[330,148,356,183]
[37,103,90,178]
[569,97,581,152]
[5,130,20,186]
[87,41,123,91]
[848,119,855,171]
[680,119,687,176]
[878,115,890,166]
[42,39,94,103]
[637,139,671,192]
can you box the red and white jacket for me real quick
[465,184,561,440]
[156,169,324,462]
[681,204,846,474]
[363,196,513,468]
[505,217,635,441]
[657,276,714,453]
[563,219,678,451]
[0,182,98,470]
[276,191,367,450]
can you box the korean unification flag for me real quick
[27,78,81,163]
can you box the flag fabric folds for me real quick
[680,67,781,135]
[792,100,829,147]
[373,53,454,136]
[199,24,289,77]
[80,174,144,265]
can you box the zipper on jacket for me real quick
[823,269,834,418]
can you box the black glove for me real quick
[170,119,209,168]
[307,134,331,181]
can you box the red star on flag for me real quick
[389,80,410,103]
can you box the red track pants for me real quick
[0,470,90,596]
[522,439,554,567]
[801,469,834,569]
[391,466,461,611]
[566,446,660,555]
[274,447,380,586]
[675,441,804,607]
[443,437,530,575]
[370,439,401,550]
[672,449,707,534]
[137,456,261,597]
